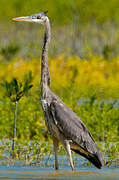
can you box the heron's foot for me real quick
[53,136,59,171]
[55,166,59,170]
[71,166,74,171]
[55,157,59,170]
[63,140,75,171]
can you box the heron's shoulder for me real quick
[50,97,87,130]
[49,91,90,134]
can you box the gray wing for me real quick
[50,99,99,155]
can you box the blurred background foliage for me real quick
[1,0,119,59]
[0,0,119,159]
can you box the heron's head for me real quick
[12,11,48,24]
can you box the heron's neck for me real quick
[41,18,51,98]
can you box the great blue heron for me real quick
[13,12,104,170]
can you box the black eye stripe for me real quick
[37,16,41,19]
[32,15,41,19]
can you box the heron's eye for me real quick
[37,16,41,19]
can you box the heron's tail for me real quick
[86,152,104,169]
[72,149,104,169]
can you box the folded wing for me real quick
[50,99,104,169]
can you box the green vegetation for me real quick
[0,0,118,167]
[0,56,118,166]
[1,72,33,156]
[1,0,119,25]
[0,0,119,59]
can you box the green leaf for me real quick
[11,78,19,93]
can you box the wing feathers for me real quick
[50,100,95,152]
[50,99,103,168]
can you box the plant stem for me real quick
[12,101,18,154]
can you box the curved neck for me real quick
[41,18,51,98]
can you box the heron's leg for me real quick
[63,140,74,171]
[53,136,59,170]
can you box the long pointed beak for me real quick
[12,16,32,22]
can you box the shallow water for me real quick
[0,153,118,179]
[0,165,119,180]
